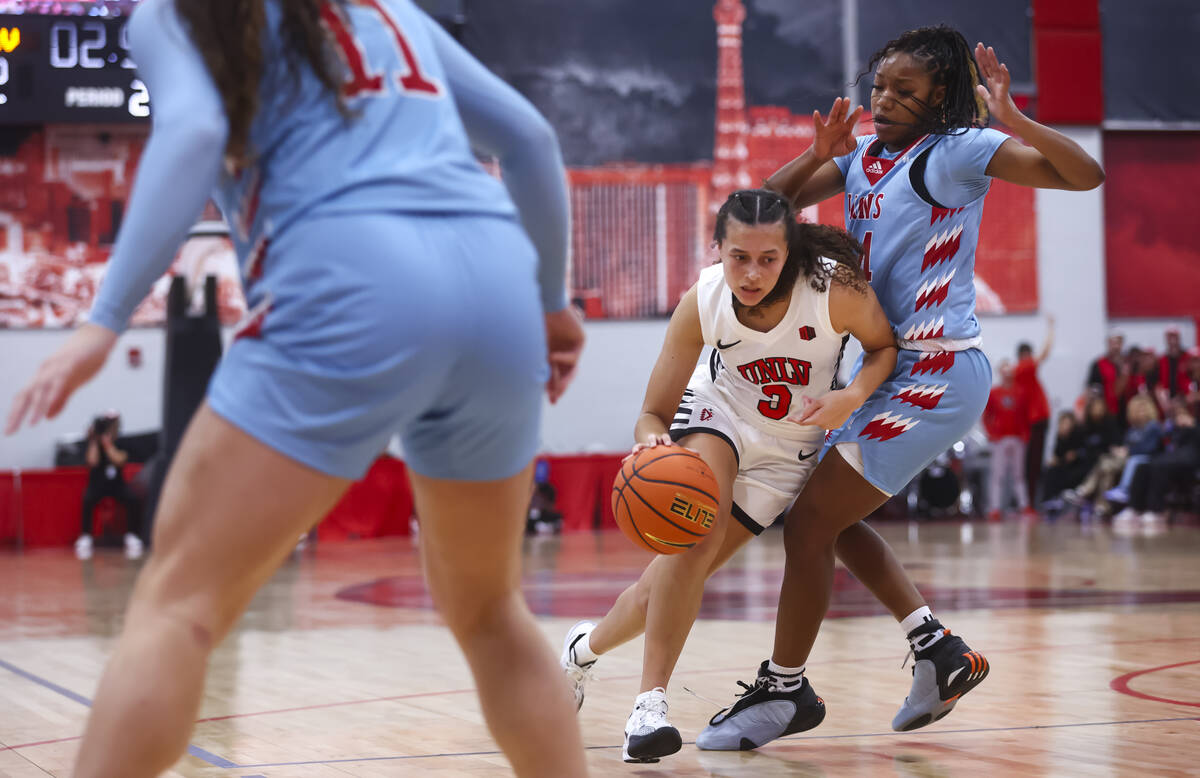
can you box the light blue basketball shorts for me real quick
[822,348,991,495]
[207,212,548,481]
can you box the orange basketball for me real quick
[611,446,720,554]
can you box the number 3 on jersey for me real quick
[321,0,443,100]
[758,385,792,420]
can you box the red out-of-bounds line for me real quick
[1110,659,1200,708]
[0,688,480,753]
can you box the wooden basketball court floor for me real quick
[2,518,1198,777]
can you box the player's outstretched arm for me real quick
[6,0,226,435]
[795,267,897,429]
[633,286,705,451]
[765,97,860,209]
[422,16,570,315]
[976,43,1105,191]
[90,0,228,334]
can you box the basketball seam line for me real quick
[613,458,710,545]
[618,478,709,538]
[629,451,721,506]
[624,473,720,508]
[615,486,670,553]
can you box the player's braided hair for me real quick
[175,0,348,167]
[856,25,987,135]
[713,189,867,310]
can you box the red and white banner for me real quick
[0,127,245,328]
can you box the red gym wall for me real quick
[1103,133,1200,320]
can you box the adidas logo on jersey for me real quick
[700,408,714,422]
[862,157,892,184]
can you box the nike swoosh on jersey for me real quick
[716,339,742,349]
[797,449,816,461]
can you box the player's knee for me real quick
[130,559,242,649]
[783,497,842,552]
[436,586,522,641]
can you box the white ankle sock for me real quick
[572,631,599,665]
[899,606,934,635]
[767,660,805,691]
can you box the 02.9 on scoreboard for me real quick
[0,15,150,123]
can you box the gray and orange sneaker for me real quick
[892,623,989,731]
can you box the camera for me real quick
[91,414,118,439]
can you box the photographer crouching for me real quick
[76,411,144,560]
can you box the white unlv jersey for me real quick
[693,260,849,439]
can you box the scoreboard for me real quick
[0,15,151,123]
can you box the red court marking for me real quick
[1110,659,1200,708]
[193,686,478,723]
[0,735,81,752]
[6,636,1199,753]
[0,688,478,753]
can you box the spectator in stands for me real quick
[77,411,143,560]
[983,361,1029,520]
[1127,347,1161,419]
[1014,316,1053,504]
[1088,332,1126,416]
[1158,328,1192,401]
[1041,411,1090,509]
[1065,394,1161,517]
[1115,399,1199,527]
[1078,394,1122,472]
[1187,349,1200,417]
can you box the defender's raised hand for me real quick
[974,43,1022,126]
[812,97,864,162]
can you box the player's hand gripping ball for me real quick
[611,446,720,554]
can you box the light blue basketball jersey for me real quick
[90,0,569,332]
[834,128,1009,343]
[223,0,515,252]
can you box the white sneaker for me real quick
[74,534,93,560]
[623,687,681,763]
[1139,511,1167,536]
[560,620,596,711]
[123,533,144,560]
[1113,507,1137,524]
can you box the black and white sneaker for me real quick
[623,687,682,763]
[695,660,826,751]
[560,620,596,711]
[892,624,990,731]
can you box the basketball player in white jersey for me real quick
[560,189,898,763]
